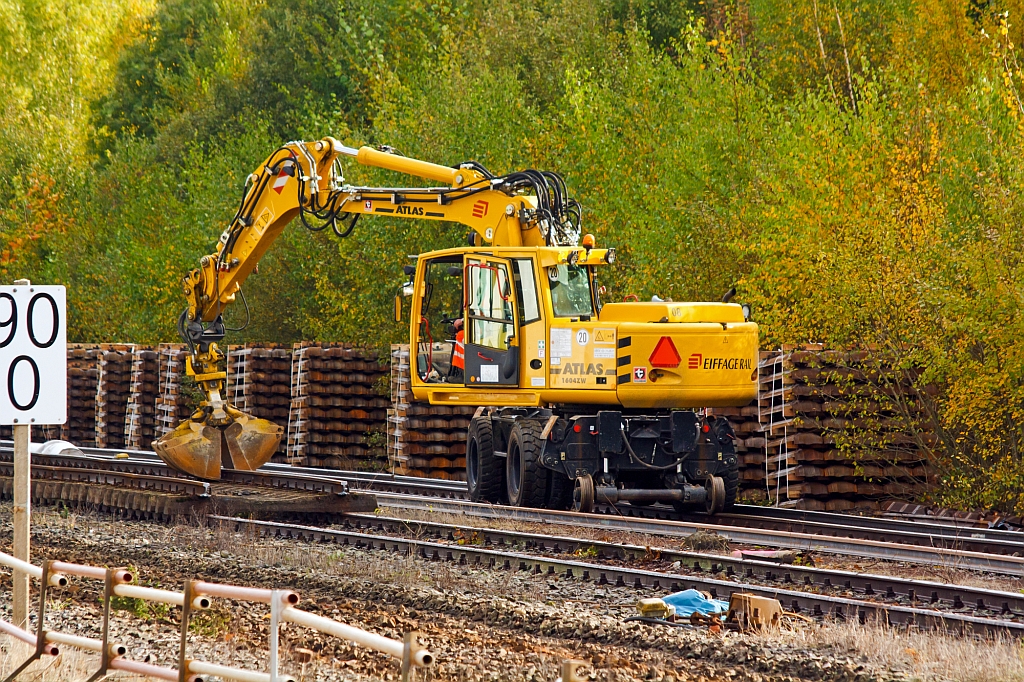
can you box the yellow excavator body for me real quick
[402,246,757,411]
[154,137,758,485]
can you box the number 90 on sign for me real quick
[0,286,67,425]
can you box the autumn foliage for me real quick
[2,0,1024,512]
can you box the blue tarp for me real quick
[661,589,730,618]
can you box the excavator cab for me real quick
[414,257,465,383]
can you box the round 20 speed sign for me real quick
[0,285,67,425]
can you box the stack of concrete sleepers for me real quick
[153,344,192,440]
[124,346,159,449]
[295,343,389,470]
[94,345,135,449]
[243,344,292,463]
[386,344,471,480]
[399,405,472,480]
[387,344,411,474]
[60,345,102,445]
[711,345,935,511]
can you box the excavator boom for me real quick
[154,138,584,479]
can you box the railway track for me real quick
[372,494,1024,576]
[58,444,1024,546]
[4,442,1024,574]
[209,514,1024,637]
[341,512,1024,616]
[6,441,1024,636]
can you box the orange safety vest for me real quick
[453,329,465,369]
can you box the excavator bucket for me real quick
[153,420,226,480]
[153,411,283,480]
[223,412,284,470]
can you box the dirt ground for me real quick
[0,507,1022,682]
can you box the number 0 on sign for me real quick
[0,286,67,425]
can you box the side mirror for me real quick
[404,264,416,276]
[394,295,402,322]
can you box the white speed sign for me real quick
[0,285,66,425]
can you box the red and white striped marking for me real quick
[272,166,290,194]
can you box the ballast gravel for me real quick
[0,509,915,682]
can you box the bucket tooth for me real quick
[223,412,283,471]
[153,420,225,481]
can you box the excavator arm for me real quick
[155,137,583,479]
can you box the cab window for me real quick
[513,258,540,325]
[548,264,594,317]
[467,260,515,350]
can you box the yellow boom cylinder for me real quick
[355,146,459,184]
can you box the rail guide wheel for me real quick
[706,475,726,515]
[573,474,595,513]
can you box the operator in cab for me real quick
[450,318,465,381]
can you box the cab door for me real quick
[463,257,520,386]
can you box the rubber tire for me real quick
[722,446,739,511]
[506,421,548,508]
[711,418,740,511]
[467,417,504,503]
[546,467,574,510]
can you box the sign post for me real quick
[0,281,66,627]
[12,421,28,627]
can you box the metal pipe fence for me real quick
[0,550,434,682]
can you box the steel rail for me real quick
[6,443,1024,566]
[55,445,1024,544]
[724,505,1023,541]
[0,448,354,496]
[672,508,1024,552]
[342,512,1024,615]
[209,515,1024,637]
[0,445,464,498]
[372,494,1024,576]
[0,461,210,496]
[79,445,461,496]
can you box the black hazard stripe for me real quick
[618,336,631,349]
[617,373,631,384]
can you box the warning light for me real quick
[649,336,681,368]
[573,423,582,433]
[702,424,710,433]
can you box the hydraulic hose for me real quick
[619,424,690,471]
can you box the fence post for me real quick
[401,631,426,682]
[269,591,284,682]
[178,580,195,682]
[84,568,117,682]
[4,560,54,682]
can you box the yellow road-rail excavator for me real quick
[153,138,759,513]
